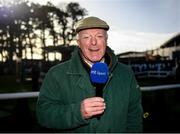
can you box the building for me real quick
[117,33,180,78]
[153,33,180,60]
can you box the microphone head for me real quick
[90,62,109,84]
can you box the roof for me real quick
[117,51,146,58]
[160,32,180,48]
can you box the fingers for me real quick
[84,97,104,102]
[84,100,105,107]
[91,109,105,116]
[81,97,106,119]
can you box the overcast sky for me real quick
[30,0,180,54]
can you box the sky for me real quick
[29,0,180,54]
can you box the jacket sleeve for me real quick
[126,69,143,132]
[36,70,89,130]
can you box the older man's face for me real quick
[77,28,107,63]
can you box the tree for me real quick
[66,2,87,45]
[0,0,88,64]
[54,2,87,61]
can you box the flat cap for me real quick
[74,16,109,33]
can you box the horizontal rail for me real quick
[140,84,180,91]
[0,84,180,100]
[0,91,39,100]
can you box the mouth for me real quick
[88,48,99,52]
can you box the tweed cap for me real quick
[74,16,109,33]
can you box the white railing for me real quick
[140,84,180,91]
[0,84,180,100]
[0,91,39,100]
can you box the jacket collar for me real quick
[106,46,118,72]
[67,46,118,75]
[66,46,118,94]
[66,47,94,94]
[67,47,87,75]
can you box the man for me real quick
[36,16,143,132]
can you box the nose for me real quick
[91,36,97,45]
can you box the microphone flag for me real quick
[90,62,108,84]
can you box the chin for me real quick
[90,58,102,63]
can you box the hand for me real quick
[81,97,106,119]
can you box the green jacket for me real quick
[36,47,143,133]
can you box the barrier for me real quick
[140,83,180,91]
[0,91,39,100]
[0,84,180,100]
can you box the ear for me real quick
[106,33,108,40]
[76,39,80,47]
